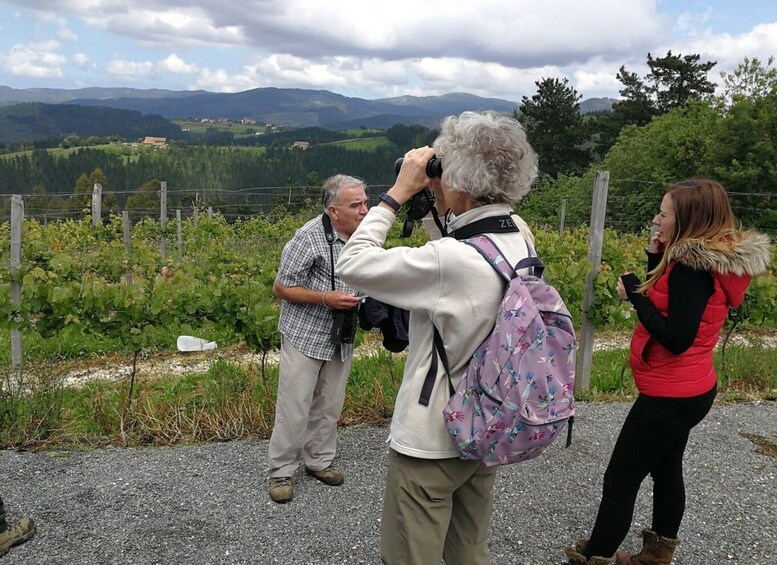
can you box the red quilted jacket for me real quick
[629,231,771,397]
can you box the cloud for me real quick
[0,42,67,78]
[3,0,777,100]
[106,59,156,80]
[682,22,777,70]
[191,55,543,100]
[9,0,666,65]
[106,53,199,81]
[84,8,245,49]
[72,52,90,67]
[4,0,671,99]
[158,54,199,74]
[57,27,78,42]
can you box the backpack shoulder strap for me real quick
[416,234,546,407]
[468,235,547,280]
[417,234,514,407]
[513,239,546,279]
[462,233,548,281]
[418,326,455,406]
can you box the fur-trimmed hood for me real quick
[667,230,772,278]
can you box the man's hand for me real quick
[323,291,362,309]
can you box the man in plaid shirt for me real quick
[267,174,369,503]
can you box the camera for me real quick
[331,307,358,345]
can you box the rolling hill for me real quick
[0,86,616,131]
[0,103,182,144]
[0,86,618,142]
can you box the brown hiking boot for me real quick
[305,465,345,486]
[615,529,680,565]
[0,517,35,557]
[268,477,293,503]
[565,539,616,565]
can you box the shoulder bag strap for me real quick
[321,213,336,291]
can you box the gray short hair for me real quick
[322,174,367,210]
[432,111,538,206]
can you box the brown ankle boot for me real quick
[615,529,681,565]
[565,539,616,565]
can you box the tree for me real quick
[26,184,56,220]
[709,87,777,229]
[64,172,93,213]
[594,51,717,156]
[613,66,659,127]
[60,134,80,149]
[599,102,722,226]
[517,77,590,177]
[65,167,116,216]
[126,179,165,222]
[719,56,777,107]
[646,51,717,112]
[385,123,430,149]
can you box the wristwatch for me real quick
[379,192,402,213]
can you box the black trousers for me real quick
[0,492,6,531]
[584,384,716,558]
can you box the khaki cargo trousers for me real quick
[267,339,351,478]
[381,448,497,565]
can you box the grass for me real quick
[0,144,159,162]
[172,119,268,137]
[324,137,393,150]
[0,321,239,365]
[1,338,775,450]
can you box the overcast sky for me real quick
[1,0,776,102]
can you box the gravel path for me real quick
[1,401,775,564]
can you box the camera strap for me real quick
[449,214,519,240]
[402,205,451,239]
[321,213,336,291]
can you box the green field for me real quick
[0,143,159,162]
[173,119,268,137]
[326,137,393,150]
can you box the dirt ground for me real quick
[33,327,775,389]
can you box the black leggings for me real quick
[584,385,716,558]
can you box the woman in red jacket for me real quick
[565,179,771,565]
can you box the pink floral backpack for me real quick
[422,234,577,466]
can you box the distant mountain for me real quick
[580,97,618,114]
[0,103,182,144]
[58,87,521,128]
[0,86,206,105]
[0,86,615,131]
[0,87,619,142]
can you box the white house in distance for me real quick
[291,140,310,150]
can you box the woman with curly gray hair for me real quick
[336,111,538,564]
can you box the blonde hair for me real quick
[639,179,739,292]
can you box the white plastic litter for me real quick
[176,335,218,352]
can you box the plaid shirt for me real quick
[275,214,355,361]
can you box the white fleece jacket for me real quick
[336,204,532,459]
